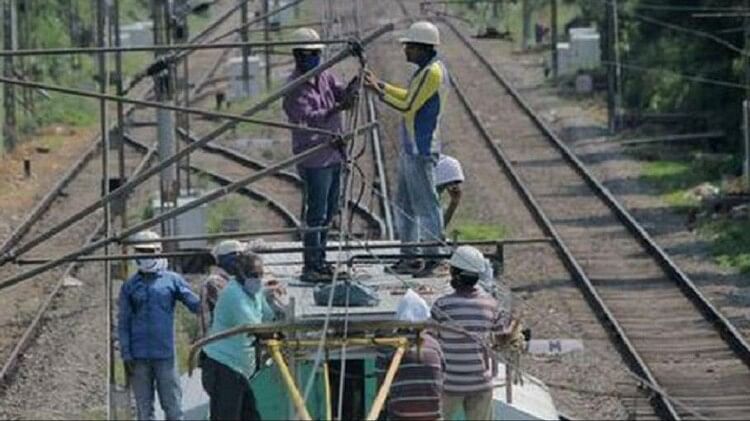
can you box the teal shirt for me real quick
[203,279,275,381]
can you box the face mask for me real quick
[241,276,262,296]
[137,258,167,273]
[297,54,320,73]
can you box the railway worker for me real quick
[198,240,243,338]
[282,27,358,283]
[431,246,512,420]
[117,230,201,421]
[434,154,464,229]
[201,251,285,420]
[364,21,448,278]
[376,289,445,420]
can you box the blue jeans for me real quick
[395,153,443,257]
[301,164,341,271]
[131,358,183,420]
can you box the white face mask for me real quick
[136,258,168,273]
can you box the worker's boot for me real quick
[301,267,333,283]
[386,259,424,275]
[319,263,350,280]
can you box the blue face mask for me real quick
[297,54,321,73]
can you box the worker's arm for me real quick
[175,275,201,314]
[198,281,211,337]
[381,63,443,113]
[117,283,133,362]
[443,183,462,227]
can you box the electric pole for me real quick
[550,0,558,78]
[240,0,250,97]
[522,0,530,50]
[264,0,271,92]
[605,0,616,133]
[2,0,17,153]
[151,0,177,236]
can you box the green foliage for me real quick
[206,196,253,234]
[700,218,750,273]
[450,221,507,241]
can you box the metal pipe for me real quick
[366,341,407,421]
[0,123,376,290]
[0,76,340,136]
[16,237,550,264]
[323,361,332,421]
[123,226,332,244]
[267,339,313,421]
[0,23,393,266]
[263,0,271,93]
[95,0,112,415]
[0,39,350,57]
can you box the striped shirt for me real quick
[376,332,445,420]
[431,288,508,393]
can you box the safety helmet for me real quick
[449,246,485,275]
[290,27,325,51]
[399,21,440,46]
[211,240,246,260]
[435,155,465,187]
[130,230,161,250]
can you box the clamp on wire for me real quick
[347,37,366,67]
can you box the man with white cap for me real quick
[364,21,449,278]
[434,154,464,229]
[431,246,510,420]
[282,27,358,283]
[117,230,201,420]
[375,290,445,420]
[198,240,244,338]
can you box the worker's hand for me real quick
[363,70,383,94]
[264,279,286,299]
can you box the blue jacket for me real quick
[118,270,201,361]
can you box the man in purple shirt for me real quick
[282,28,356,283]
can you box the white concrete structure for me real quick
[120,21,154,47]
[228,55,265,99]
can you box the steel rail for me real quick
[0,23,393,266]
[0,143,156,386]
[176,128,386,236]
[0,122,378,291]
[442,17,750,371]
[123,135,300,229]
[436,16,750,420]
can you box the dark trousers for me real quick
[201,355,261,421]
[300,164,341,271]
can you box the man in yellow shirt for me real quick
[365,21,449,278]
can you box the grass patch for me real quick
[639,151,736,209]
[450,221,508,241]
[699,218,750,274]
[207,196,255,233]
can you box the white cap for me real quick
[211,240,246,259]
[449,246,486,275]
[435,155,464,187]
[290,27,325,50]
[130,230,161,250]
[395,289,430,322]
[399,21,440,46]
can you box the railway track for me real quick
[0,0,262,401]
[412,9,750,421]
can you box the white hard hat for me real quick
[290,27,325,50]
[130,230,161,250]
[449,246,486,275]
[395,289,430,322]
[212,240,246,259]
[399,21,440,46]
[435,155,464,187]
